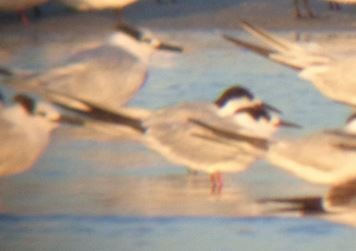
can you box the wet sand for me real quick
[1,0,356,32]
[124,0,356,30]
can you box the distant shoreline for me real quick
[123,0,356,31]
[0,0,356,32]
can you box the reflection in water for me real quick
[259,193,356,228]
[0,168,325,222]
[0,172,262,217]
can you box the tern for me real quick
[223,21,356,107]
[0,93,82,177]
[55,85,297,192]
[266,113,356,211]
[0,22,182,114]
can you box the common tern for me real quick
[0,22,182,114]
[224,21,356,107]
[266,113,356,211]
[0,93,81,176]
[49,85,284,191]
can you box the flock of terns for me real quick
[1,1,356,222]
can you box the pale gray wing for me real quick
[301,57,356,106]
[144,103,262,173]
[8,46,147,111]
[268,130,356,184]
[144,102,245,131]
[189,118,269,151]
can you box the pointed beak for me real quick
[157,42,183,52]
[278,119,302,129]
[56,114,85,126]
[261,102,282,114]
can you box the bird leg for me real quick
[32,6,42,18]
[17,10,30,26]
[210,171,223,193]
[294,0,303,18]
[294,0,315,18]
[328,2,341,11]
[303,0,315,18]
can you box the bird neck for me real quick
[345,119,356,134]
[107,33,153,62]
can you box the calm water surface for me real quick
[0,16,355,250]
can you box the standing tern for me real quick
[0,22,182,114]
[183,104,300,192]
[0,93,82,177]
[224,21,356,107]
[55,85,297,192]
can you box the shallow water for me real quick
[1,215,355,251]
[0,14,356,250]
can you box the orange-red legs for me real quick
[17,10,30,26]
[210,171,223,194]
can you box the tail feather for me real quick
[223,34,273,58]
[240,21,299,53]
[46,90,147,133]
[223,34,302,71]
[226,21,330,71]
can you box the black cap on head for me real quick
[215,85,254,107]
[13,94,36,114]
[116,21,183,53]
[236,105,271,121]
[346,113,356,125]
